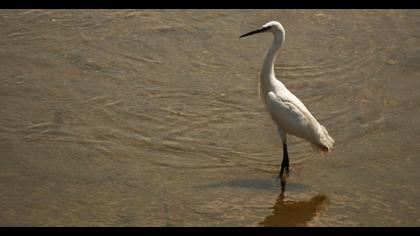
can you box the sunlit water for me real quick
[1,9,419,226]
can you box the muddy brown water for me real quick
[1,9,419,226]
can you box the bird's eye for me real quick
[263,26,273,31]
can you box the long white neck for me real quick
[260,33,284,99]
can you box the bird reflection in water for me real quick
[259,181,328,227]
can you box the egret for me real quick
[240,21,335,181]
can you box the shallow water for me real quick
[0,9,419,226]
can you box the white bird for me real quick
[240,21,335,181]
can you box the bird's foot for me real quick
[276,174,288,193]
[276,171,289,183]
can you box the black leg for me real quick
[278,142,289,180]
[284,142,289,175]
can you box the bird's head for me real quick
[240,21,285,44]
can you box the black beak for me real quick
[239,26,271,38]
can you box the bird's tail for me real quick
[312,124,335,152]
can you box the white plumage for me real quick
[240,21,334,180]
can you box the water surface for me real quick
[0,9,419,226]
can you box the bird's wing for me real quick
[266,91,334,150]
[266,91,314,136]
